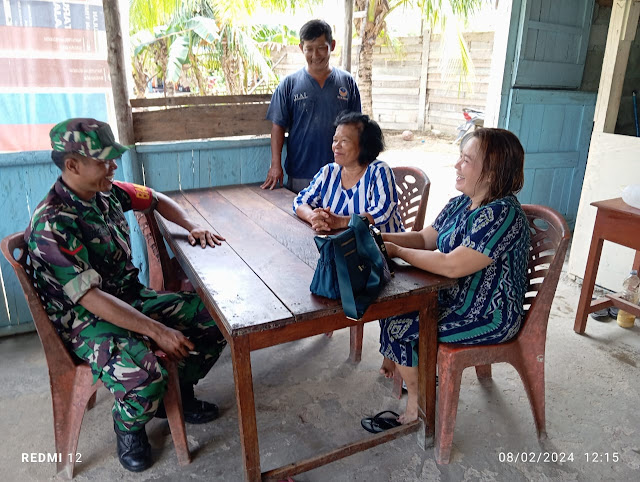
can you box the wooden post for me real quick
[417,22,431,131]
[593,0,640,133]
[342,0,354,72]
[102,0,142,184]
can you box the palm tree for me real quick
[354,0,483,115]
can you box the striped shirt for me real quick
[293,160,404,233]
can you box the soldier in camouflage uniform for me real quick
[25,118,227,472]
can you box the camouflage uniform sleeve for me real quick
[112,181,158,213]
[29,213,103,303]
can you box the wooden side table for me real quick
[573,198,640,333]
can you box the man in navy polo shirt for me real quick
[261,19,361,193]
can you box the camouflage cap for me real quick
[49,118,129,160]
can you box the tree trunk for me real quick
[149,41,171,97]
[132,55,148,98]
[222,38,246,95]
[355,0,389,117]
[342,0,354,72]
[358,35,374,116]
[188,53,207,95]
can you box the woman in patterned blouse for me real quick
[381,128,530,425]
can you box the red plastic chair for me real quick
[1,232,191,479]
[349,166,431,365]
[392,166,431,232]
[434,204,571,464]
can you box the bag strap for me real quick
[349,215,385,318]
[333,238,359,319]
[370,224,394,275]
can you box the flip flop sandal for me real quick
[590,308,610,321]
[361,410,402,434]
[608,307,619,318]
[589,297,611,321]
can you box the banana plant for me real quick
[130,0,319,96]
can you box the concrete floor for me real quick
[1,268,639,482]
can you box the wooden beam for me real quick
[342,0,354,72]
[132,104,271,143]
[261,421,420,481]
[417,24,431,131]
[130,94,271,109]
[102,0,134,146]
[593,0,640,133]
[103,0,143,184]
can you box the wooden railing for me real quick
[130,94,272,143]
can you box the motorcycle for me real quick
[454,108,485,144]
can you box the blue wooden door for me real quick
[513,0,594,88]
[501,0,596,226]
[505,89,596,226]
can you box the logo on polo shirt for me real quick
[294,92,308,102]
[337,86,348,101]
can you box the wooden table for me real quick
[573,198,640,333]
[155,185,455,481]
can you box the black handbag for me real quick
[310,214,393,319]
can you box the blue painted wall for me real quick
[0,136,275,336]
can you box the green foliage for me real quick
[253,25,299,45]
[185,16,220,44]
[166,35,190,82]
[129,0,320,94]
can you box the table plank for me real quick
[156,191,293,336]
[214,186,454,299]
[247,184,300,217]
[213,185,321,268]
[180,188,341,322]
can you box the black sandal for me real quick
[361,410,402,434]
[589,297,611,321]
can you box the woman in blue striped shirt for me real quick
[293,111,403,233]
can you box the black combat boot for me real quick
[113,423,152,472]
[155,383,219,424]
